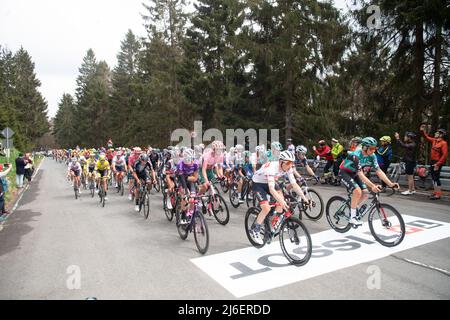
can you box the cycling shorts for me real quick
[339,170,367,193]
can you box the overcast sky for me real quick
[0,0,349,118]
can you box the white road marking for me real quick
[191,215,450,297]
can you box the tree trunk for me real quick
[285,67,293,145]
[412,22,425,129]
[431,24,442,131]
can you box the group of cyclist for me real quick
[55,131,425,246]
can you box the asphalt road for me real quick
[0,158,449,300]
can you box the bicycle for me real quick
[137,178,151,219]
[244,201,312,266]
[175,192,210,254]
[229,176,254,209]
[87,173,96,198]
[325,188,405,247]
[80,170,87,190]
[98,176,108,208]
[200,181,230,225]
[284,178,324,221]
[73,178,81,200]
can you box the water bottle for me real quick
[358,204,367,217]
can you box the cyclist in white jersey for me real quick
[249,151,310,245]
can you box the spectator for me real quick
[24,153,34,182]
[15,153,27,188]
[313,140,334,184]
[349,137,362,152]
[0,163,12,217]
[394,131,417,196]
[419,125,448,200]
[376,136,393,191]
[286,138,295,152]
[331,138,344,185]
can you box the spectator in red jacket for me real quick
[420,125,448,200]
[313,140,334,183]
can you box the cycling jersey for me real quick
[176,160,199,176]
[113,155,126,167]
[202,149,224,169]
[339,148,379,174]
[68,162,81,172]
[252,161,296,185]
[133,161,153,179]
[96,160,110,171]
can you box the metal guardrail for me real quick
[299,160,450,191]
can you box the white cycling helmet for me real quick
[79,156,86,161]
[287,144,295,152]
[183,148,194,159]
[229,147,236,153]
[296,145,307,154]
[235,144,244,152]
[279,150,295,162]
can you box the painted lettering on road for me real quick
[191,215,450,297]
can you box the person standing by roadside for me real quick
[313,140,334,184]
[394,131,417,196]
[0,163,12,218]
[420,125,448,200]
[24,153,34,182]
[15,153,27,188]
[331,138,344,186]
[376,136,393,191]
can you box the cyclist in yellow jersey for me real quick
[95,154,111,200]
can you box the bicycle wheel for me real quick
[244,207,266,248]
[368,203,405,247]
[175,198,188,240]
[193,211,209,254]
[143,191,150,219]
[325,196,351,233]
[229,183,240,208]
[74,186,78,200]
[120,180,124,196]
[90,181,95,198]
[211,193,230,225]
[246,190,256,208]
[154,178,161,192]
[302,189,324,220]
[220,179,229,193]
[390,166,400,183]
[279,216,312,266]
[163,193,174,221]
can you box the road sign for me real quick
[1,127,14,139]
[1,139,13,149]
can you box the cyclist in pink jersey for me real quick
[199,140,225,193]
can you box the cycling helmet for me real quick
[271,141,283,151]
[244,151,251,158]
[139,154,148,162]
[361,137,378,147]
[287,144,295,152]
[351,136,362,144]
[379,136,391,143]
[183,148,194,159]
[148,147,153,152]
[405,132,417,138]
[279,150,295,162]
[79,156,86,161]
[229,146,236,153]
[99,154,106,160]
[318,140,326,145]
[212,140,224,150]
[437,128,447,135]
[235,144,244,152]
[296,145,307,154]
[71,157,77,163]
